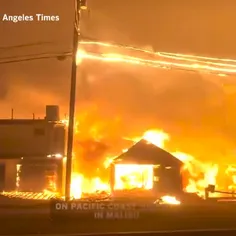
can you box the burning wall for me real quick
[110,140,183,196]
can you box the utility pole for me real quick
[65,0,87,201]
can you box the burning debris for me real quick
[2,125,236,203]
[70,173,110,199]
[3,38,236,205]
[69,128,236,200]
[1,190,58,200]
[155,196,181,205]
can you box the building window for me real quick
[34,128,45,136]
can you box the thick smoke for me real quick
[1,50,236,175]
[78,0,236,168]
[0,60,71,118]
[0,78,8,100]
[74,59,236,173]
[1,0,236,181]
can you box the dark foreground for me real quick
[1,215,236,235]
[1,204,236,235]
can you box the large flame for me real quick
[68,42,236,200]
[2,41,236,202]
[1,120,235,201]
[67,124,234,200]
[2,124,236,202]
[130,129,220,197]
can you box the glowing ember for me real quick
[1,190,58,200]
[70,173,83,199]
[161,196,181,205]
[114,164,153,190]
[143,130,169,148]
[104,156,116,169]
[70,173,110,199]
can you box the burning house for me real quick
[110,139,183,198]
[0,105,66,194]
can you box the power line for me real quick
[0,42,54,51]
[0,51,72,61]
[0,52,72,65]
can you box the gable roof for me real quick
[114,139,182,167]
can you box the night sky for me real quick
[1,0,236,159]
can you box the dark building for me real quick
[0,105,66,193]
[110,139,183,197]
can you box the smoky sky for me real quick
[1,0,236,158]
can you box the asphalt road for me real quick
[2,230,236,236]
[1,205,236,235]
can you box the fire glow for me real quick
[77,41,236,76]
[2,123,236,203]
[2,42,236,203]
[67,128,236,200]
[114,164,153,190]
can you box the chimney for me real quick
[45,105,60,121]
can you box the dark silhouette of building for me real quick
[110,139,183,197]
[0,105,66,193]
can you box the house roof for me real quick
[113,139,182,167]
